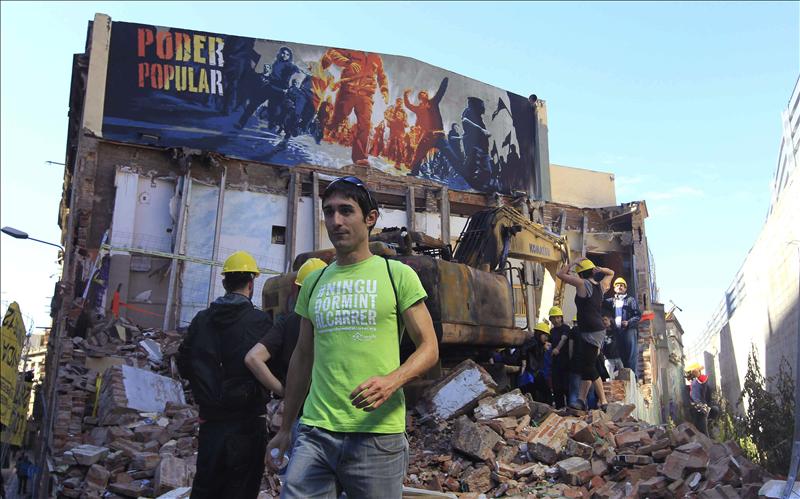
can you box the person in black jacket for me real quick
[177,251,271,499]
[603,277,642,378]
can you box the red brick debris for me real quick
[44,321,773,498]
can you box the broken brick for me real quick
[452,415,502,461]
[461,464,493,493]
[474,388,530,420]
[419,359,497,420]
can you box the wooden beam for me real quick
[558,209,567,235]
[440,187,450,245]
[580,213,588,257]
[312,171,320,250]
[406,186,415,231]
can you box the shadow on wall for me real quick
[764,303,800,391]
[718,322,743,414]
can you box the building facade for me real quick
[687,76,800,405]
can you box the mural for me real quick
[103,21,537,195]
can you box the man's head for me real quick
[395,97,403,107]
[602,311,613,330]
[221,251,260,298]
[614,277,627,295]
[417,91,429,102]
[548,306,563,327]
[322,176,379,252]
[685,362,703,380]
[451,123,460,133]
[534,322,551,344]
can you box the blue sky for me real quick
[1,1,798,343]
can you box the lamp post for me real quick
[1,226,64,252]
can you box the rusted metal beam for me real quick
[440,322,527,347]
[406,186,415,231]
[285,171,300,272]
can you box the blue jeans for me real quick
[618,328,639,378]
[568,372,598,408]
[281,424,409,499]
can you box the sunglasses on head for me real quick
[325,176,377,211]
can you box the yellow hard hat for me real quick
[572,315,578,322]
[222,251,260,276]
[685,362,703,373]
[548,306,563,317]
[575,258,595,274]
[614,277,627,287]
[295,258,328,286]
[534,322,551,335]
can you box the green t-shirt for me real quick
[294,255,428,433]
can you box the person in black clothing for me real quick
[177,251,271,499]
[557,258,614,411]
[601,312,624,380]
[245,258,328,396]
[519,322,553,405]
[15,454,30,495]
[548,306,571,408]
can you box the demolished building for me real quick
[35,13,690,497]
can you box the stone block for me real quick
[85,464,111,490]
[614,454,653,466]
[461,464,493,493]
[614,429,651,448]
[419,360,497,420]
[638,476,668,494]
[97,365,185,425]
[707,457,738,486]
[562,438,593,460]
[452,416,502,461]
[526,412,571,464]
[155,487,192,499]
[605,403,636,422]
[130,451,161,471]
[70,444,110,466]
[556,456,591,485]
[154,455,189,496]
[474,389,530,420]
[638,437,670,455]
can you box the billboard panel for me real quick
[103,21,536,195]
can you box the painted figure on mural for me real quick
[448,123,465,167]
[369,120,386,158]
[322,49,389,166]
[306,60,335,112]
[385,98,408,167]
[314,96,334,144]
[221,38,260,115]
[236,46,301,130]
[403,77,462,177]
[461,97,497,191]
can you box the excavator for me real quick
[262,203,570,365]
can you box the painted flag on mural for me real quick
[1,302,26,426]
[491,97,510,121]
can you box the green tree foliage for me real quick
[729,346,795,475]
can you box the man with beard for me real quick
[322,49,389,166]
[236,46,300,130]
[403,78,461,176]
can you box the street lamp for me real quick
[1,226,64,252]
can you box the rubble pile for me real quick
[47,323,775,498]
[397,360,773,499]
[49,317,197,499]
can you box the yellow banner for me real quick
[1,302,26,426]
[1,379,32,446]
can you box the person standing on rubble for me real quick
[685,362,718,435]
[604,277,642,378]
[266,176,439,499]
[557,258,614,411]
[177,251,271,499]
[549,306,571,408]
[519,322,554,405]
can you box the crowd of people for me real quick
[489,263,643,412]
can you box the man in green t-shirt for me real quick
[266,176,439,499]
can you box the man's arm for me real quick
[244,343,283,396]
[626,296,642,328]
[595,266,615,293]
[350,300,438,411]
[556,264,586,293]
[432,77,449,104]
[266,318,314,469]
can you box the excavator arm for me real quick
[453,205,570,308]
